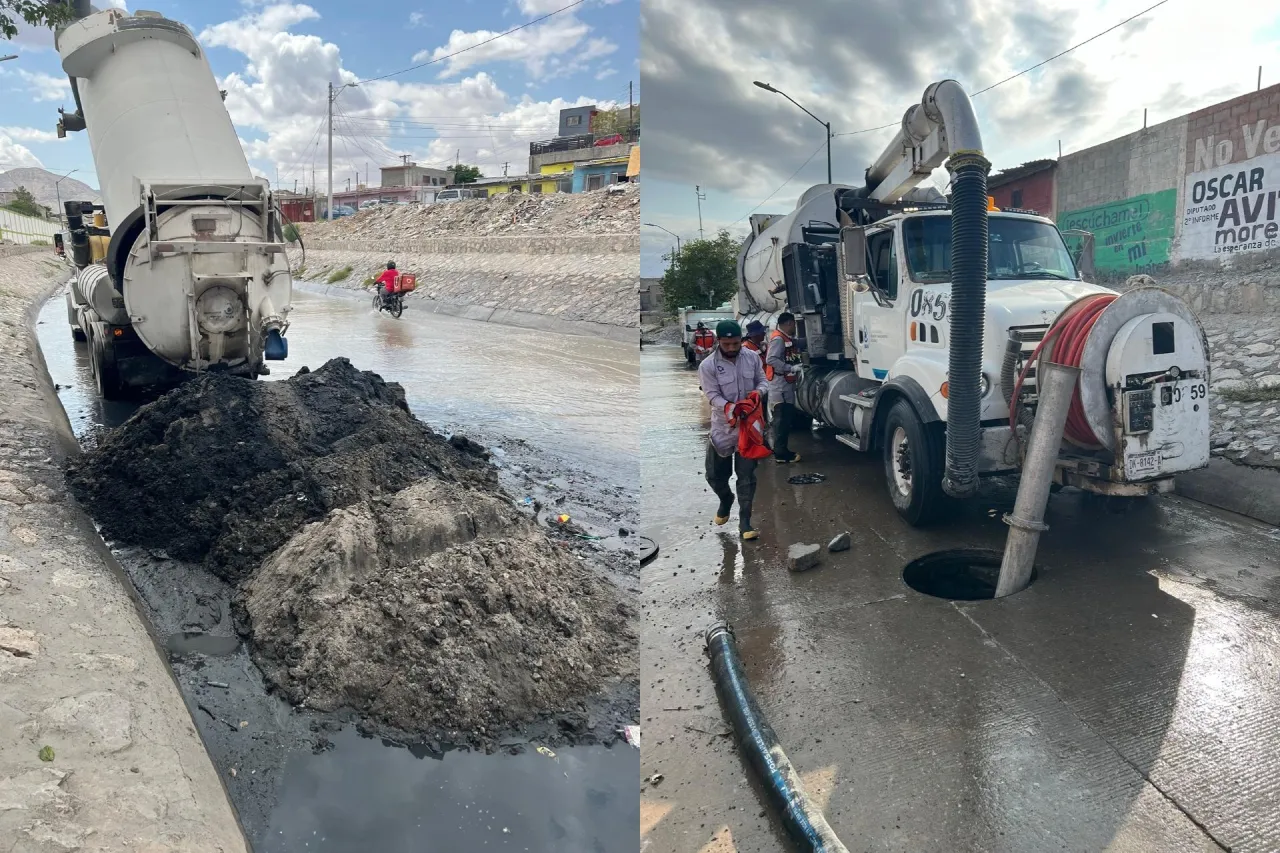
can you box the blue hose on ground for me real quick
[704,622,849,853]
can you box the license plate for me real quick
[1129,450,1160,478]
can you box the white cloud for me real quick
[0,126,61,143]
[0,134,44,169]
[410,9,616,81]
[199,3,624,188]
[596,67,617,81]
[409,11,424,26]
[3,68,72,103]
[641,0,1280,232]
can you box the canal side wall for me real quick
[0,246,247,852]
[293,233,639,341]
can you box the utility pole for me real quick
[1260,66,1264,91]
[327,82,333,221]
[354,171,359,209]
[628,80,634,140]
[695,185,706,240]
[503,162,510,177]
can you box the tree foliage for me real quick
[4,185,42,217]
[451,164,482,184]
[660,229,740,315]
[1,0,74,40]
[592,105,639,138]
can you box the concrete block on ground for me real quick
[828,532,851,552]
[788,543,821,572]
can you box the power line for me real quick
[355,0,587,84]
[736,0,1171,226]
[731,139,827,226]
[971,0,1169,97]
[832,0,1169,138]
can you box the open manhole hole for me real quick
[902,548,1036,601]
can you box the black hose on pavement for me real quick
[705,622,849,853]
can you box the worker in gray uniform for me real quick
[699,320,768,540]
[765,311,803,463]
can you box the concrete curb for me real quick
[1174,458,1280,526]
[295,280,639,345]
[0,250,248,852]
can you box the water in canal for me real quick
[36,286,639,852]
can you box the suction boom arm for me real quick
[864,80,983,203]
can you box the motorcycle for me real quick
[373,289,404,318]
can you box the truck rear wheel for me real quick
[882,398,946,526]
[89,324,125,400]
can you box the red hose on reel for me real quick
[1008,293,1117,448]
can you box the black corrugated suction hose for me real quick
[942,153,991,498]
[705,623,849,853]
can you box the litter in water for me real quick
[787,473,827,485]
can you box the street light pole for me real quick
[643,222,681,275]
[327,81,359,221]
[753,81,833,185]
[54,168,79,228]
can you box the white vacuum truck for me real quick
[738,80,1211,525]
[55,3,293,399]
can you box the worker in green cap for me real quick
[698,319,768,540]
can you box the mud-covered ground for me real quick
[38,290,639,848]
[67,358,637,742]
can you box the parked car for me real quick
[325,205,357,218]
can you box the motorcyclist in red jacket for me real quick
[374,261,400,306]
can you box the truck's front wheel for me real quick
[882,399,946,526]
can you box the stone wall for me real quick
[296,239,638,333]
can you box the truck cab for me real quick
[852,210,1110,433]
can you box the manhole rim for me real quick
[901,547,1038,601]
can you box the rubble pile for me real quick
[300,185,638,241]
[66,359,635,735]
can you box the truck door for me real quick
[853,226,905,381]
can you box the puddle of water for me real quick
[166,632,241,656]
[259,728,637,853]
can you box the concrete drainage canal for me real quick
[36,289,640,851]
[902,548,1038,601]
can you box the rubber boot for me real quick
[739,501,758,540]
[714,494,734,526]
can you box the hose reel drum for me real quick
[1067,288,1212,479]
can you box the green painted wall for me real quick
[1057,188,1177,274]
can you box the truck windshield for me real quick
[902,216,1079,283]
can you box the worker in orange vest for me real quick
[742,320,769,417]
[742,320,767,355]
[765,312,803,463]
[692,322,716,364]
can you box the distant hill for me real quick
[0,168,101,212]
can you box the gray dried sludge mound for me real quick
[64,358,635,733]
[66,358,495,583]
[242,480,635,734]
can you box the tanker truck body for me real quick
[737,80,1211,526]
[56,6,292,399]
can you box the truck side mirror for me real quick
[840,226,867,279]
[685,324,693,332]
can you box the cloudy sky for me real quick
[0,0,635,192]
[639,0,1280,276]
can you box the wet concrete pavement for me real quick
[640,344,1280,852]
[36,288,639,852]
